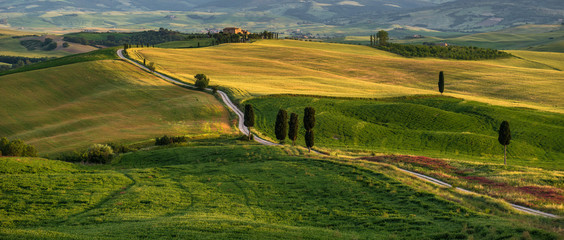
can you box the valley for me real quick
[0,7,563,237]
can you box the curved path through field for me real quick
[117,49,558,219]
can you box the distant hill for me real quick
[0,0,562,33]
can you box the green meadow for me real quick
[1,142,560,239]
[246,96,564,170]
[155,38,214,48]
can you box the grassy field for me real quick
[246,95,564,170]
[362,155,564,216]
[131,40,564,113]
[392,25,564,52]
[0,47,118,76]
[156,38,214,48]
[1,141,561,239]
[0,35,96,59]
[0,59,235,155]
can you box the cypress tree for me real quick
[288,113,299,146]
[244,104,255,140]
[303,107,316,152]
[438,71,445,94]
[275,109,288,143]
[305,130,314,152]
[498,121,511,165]
[303,107,316,131]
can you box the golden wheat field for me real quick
[131,40,563,113]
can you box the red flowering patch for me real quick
[361,155,457,172]
[459,176,510,188]
[518,186,564,204]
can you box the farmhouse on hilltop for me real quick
[223,27,249,35]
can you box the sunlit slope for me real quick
[0,60,234,154]
[133,40,564,113]
[1,145,558,239]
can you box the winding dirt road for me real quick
[117,49,558,219]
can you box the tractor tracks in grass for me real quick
[57,171,137,224]
[117,49,560,219]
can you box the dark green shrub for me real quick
[107,142,134,154]
[86,144,114,164]
[194,74,210,90]
[155,135,188,146]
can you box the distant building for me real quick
[437,42,449,47]
[223,27,249,35]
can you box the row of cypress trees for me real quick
[274,107,316,152]
[243,105,316,152]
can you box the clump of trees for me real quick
[20,38,57,51]
[0,137,37,157]
[155,135,188,146]
[194,73,210,90]
[57,143,135,164]
[211,30,277,44]
[376,43,511,60]
[376,30,389,46]
[85,144,114,164]
[0,55,54,72]
[304,107,316,152]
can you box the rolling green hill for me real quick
[129,40,563,171]
[246,95,564,170]
[0,57,234,154]
[0,143,560,239]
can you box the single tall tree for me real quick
[376,30,389,46]
[304,107,316,152]
[244,104,255,140]
[438,71,445,95]
[275,109,288,143]
[288,113,299,146]
[498,121,511,165]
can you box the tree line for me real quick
[0,137,37,157]
[369,30,511,60]
[0,56,54,72]
[211,30,278,44]
[64,28,205,47]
